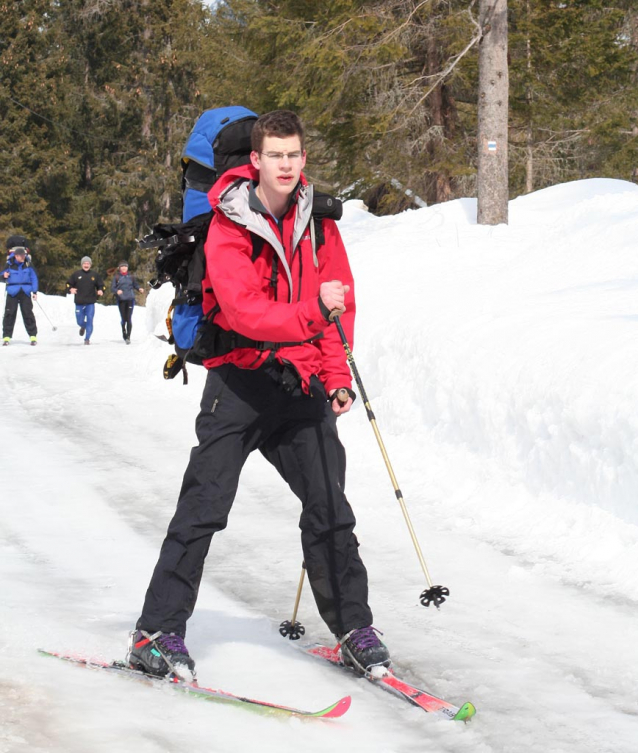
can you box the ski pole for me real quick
[279,563,306,640]
[331,314,449,609]
[35,297,58,331]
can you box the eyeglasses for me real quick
[260,151,303,161]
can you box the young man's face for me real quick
[250,134,306,202]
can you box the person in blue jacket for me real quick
[111,261,144,344]
[5,234,32,264]
[2,245,38,346]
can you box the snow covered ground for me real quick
[2,178,638,752]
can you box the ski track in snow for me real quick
[2,179,638,752]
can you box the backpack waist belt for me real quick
[211,325,323,354]
[193,321,323,360]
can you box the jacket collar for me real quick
[208,166,314,304]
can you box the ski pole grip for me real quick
[335,388,350,405]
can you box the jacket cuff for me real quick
[317,296,332,323]
[304,297,330,335]
[323,375,353,393]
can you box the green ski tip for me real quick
[453,702,477,721]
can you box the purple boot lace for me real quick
[157,633,189,655]
[347,626,384,650]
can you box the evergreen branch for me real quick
[7,96,121,146]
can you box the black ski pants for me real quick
[117,299,134,339]
[138,361,373,638]
[3,291,37,338]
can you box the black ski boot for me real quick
[127,630,196,681]
[340,627,391,672]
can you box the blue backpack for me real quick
[139,105,343,383]
[140,106,258,381]
[181,105,258,222]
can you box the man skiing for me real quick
[2,241,38,346]
[66,256,104,345]
[129,110,391,680]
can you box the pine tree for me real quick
[0,0,80,289]
[49,0,211,284]
[508,0,638,193]
[206,0,480,211]
[1,0,212,291]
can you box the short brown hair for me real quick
[251,110,305,153]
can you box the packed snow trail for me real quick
[2,179,638,752]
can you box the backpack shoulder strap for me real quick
[310,191,342,256]
[248,232,279,298]
[310,217,318,259]
[250,233,265,263]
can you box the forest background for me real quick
[1,0,637,293]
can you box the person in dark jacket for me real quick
[66,256,104,345]
[128,111,390,681]
[2,244,38,346]
[111,261,144,344]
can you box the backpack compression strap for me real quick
[138,231,197,250]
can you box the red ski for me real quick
[38,649,351,719]
[304,644,475,721]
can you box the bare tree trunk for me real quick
[425,35,455,204]
[141,0,152,141]
[525,0,533,194]
[626,9,638,184]
[84,58,93,186]
[477,0,509,225]
[162,149,172,214]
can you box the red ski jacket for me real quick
[202,164,355,393]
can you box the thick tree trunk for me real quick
[426,36,456,204]
[477,0,509,225]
